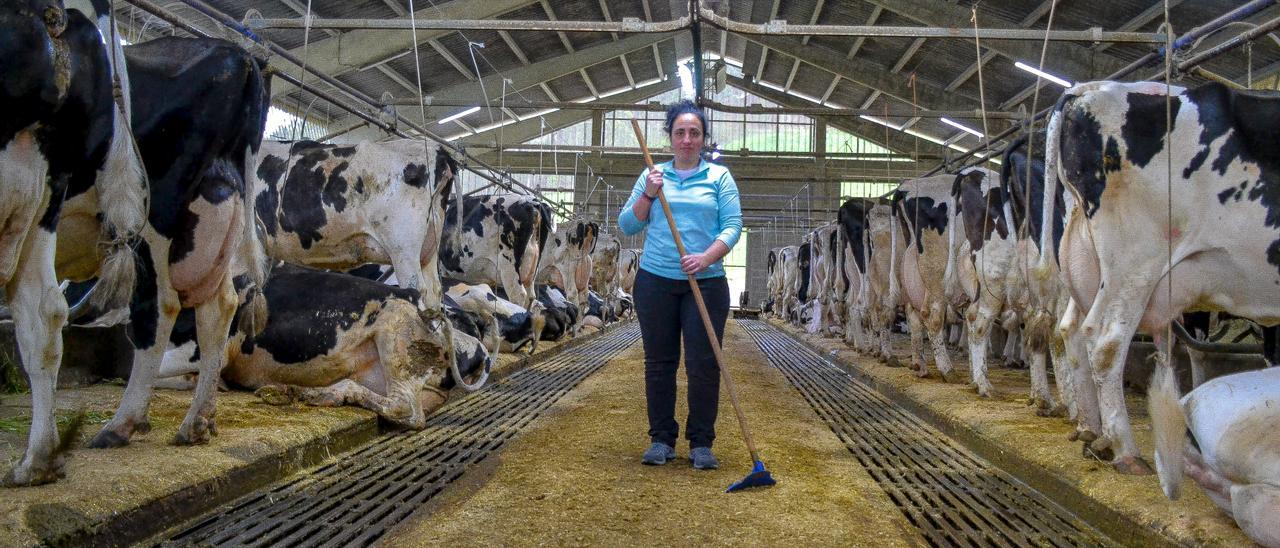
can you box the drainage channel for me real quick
[739,320,1115,548]
[165,323,641,547]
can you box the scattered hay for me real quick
[382,321,921,546]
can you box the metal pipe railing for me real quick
[125,0,576,218]
[924,0,1279,176]
[697,6,1165,43]
[245,16,689,33]
[388,97,1022,119]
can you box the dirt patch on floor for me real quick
[774,319,1251,547]
[381,321,921,547]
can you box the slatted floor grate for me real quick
[165,324,641,547]
[739,320,1115,548]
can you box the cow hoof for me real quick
[2,458,65,487]
[1111,456,1154,476]
[884,356,901,368]
[1045,404,1068,418]
[133,421,152,436]
[938,371,954,383]
[1078,429,1099,444]
[1089,435,1112,453]
[255,385,294,406]
[1081,442,1114,462]
[1067,430,1081,442]
[975,386,993,398]
[914,368,930,379]
[88,428,131,449]
[174,418,214,446]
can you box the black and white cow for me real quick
[947,167,1017,398]
[1,0,148,485]
[533,284,578,341]
[1038,80,1280,474]
[80,37,271,456]
[891,174,965,380]
[837,199,872,348]
[590,229,621,322]
[1150,365,1280,547]
[251,139,457,310]
[156,263,488,428]
[440,194,554,311]
[444,278,545,354]
[537,218,599,334]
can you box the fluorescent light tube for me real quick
[1014,61,1073,88]
[941,117,984,138]
[438,106,480,125]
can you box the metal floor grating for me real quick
[165,324,641,547]
[739,320,1115,548]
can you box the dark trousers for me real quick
[634,268,730,449]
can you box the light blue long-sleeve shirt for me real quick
[617,159,742,280]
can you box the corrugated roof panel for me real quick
[547,71,592,101]
[623,50,660,82]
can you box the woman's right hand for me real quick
[644,168,664,199]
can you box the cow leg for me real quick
[1002,325,1021,367]
[91,238,181,448]
[294,379,429,429]
[174,274,236,445]
[1082,294,1152,475]
[1045,332,1073,419]
[928,304,955,381]
[907,308,927,376]
[3,229,69,487]
[964,302,995,397]
[1230,484,1280,547]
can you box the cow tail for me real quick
[1035,95,1071,282]
[240,57,272,335]
[91,93,149,311]
[1148,358,1186,500]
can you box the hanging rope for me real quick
[970,5,1000,303]
[1021,0,1060,294]
[1162,5,1176,361]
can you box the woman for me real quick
[617,100,742,469]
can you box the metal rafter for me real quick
[461,78,680,145]
[801,0,826,46]
[429,39,478,81]
[891,37,927,73]
[498,30,531,65]
[540,0,576,53]
[598,0,619,41]
[268,0,538,99]
[620,53,636,87]
[855,0,1130,80]
[949,0,1057,93]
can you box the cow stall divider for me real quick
[155,322,640,547]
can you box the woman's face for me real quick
[669,113,704,166]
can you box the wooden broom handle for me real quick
[629,119,761,462]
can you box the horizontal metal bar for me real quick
[1176,15,1280,71]
[698,7,1165,43]
[245,15,688,33]
[401,98,1021,119]
[1171,321,1263,354]
[469,143,924,159]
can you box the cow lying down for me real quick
[1150,365,1280,547]
[159,264,491,428]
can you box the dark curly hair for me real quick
[663,99,709,140]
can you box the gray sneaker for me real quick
[641,442,676,465]
[690,446,719,470]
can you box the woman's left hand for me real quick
[680,252,711,275]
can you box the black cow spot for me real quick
[1121,93,1181,168]
[1218,186,1238,205]
[403,163,428,188]
[899,196,949,254]
[323,161,349,213]
[239,264,420,363]
[837,199,868,272]
[1060,102,1109,218]
[278,145,340,249]
[354,176,365,194]
[332,145,356,158]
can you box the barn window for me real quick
[724,230,749,307]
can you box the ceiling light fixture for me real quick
[438,106,480,125]
[1014,61,1073,87]
[940,117,984,138]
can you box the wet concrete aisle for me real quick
[381,320,921,546]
